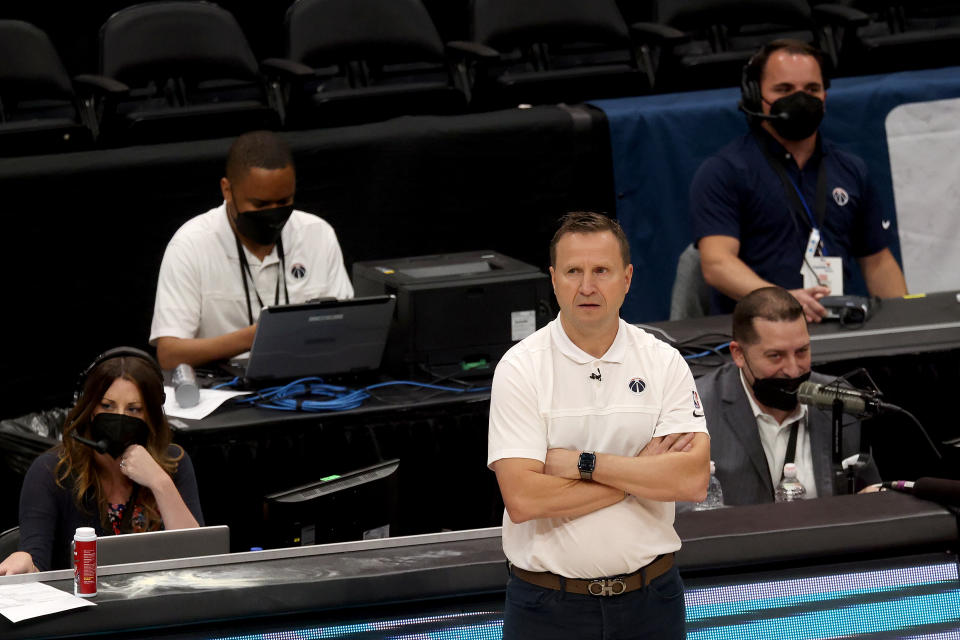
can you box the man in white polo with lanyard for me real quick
[150,130,353,369]
[488,211,710,639]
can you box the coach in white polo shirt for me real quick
[488,212,710,639]
[150,131,353,369]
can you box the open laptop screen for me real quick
[245,295,395,383]
[96,525,230,566]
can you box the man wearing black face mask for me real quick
[150,131,353,369]
[690,39,907,320]
[695,287,880,505]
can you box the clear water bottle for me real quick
[692,461,724,511]
[775,463,807,502]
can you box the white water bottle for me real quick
[692,461,724,510]
[775,463,807,502]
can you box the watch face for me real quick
[578,452,596,473]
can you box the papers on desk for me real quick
[0,581,95,623]
[163,386,249,421]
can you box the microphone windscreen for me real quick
[913,477,960,507]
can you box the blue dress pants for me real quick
[502,565,686,640]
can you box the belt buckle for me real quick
[587,577,627,596]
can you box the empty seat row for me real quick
[3,0,960,157]
[624,0,960,90]
[1,0,653,155]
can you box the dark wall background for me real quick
[0,105,614,418]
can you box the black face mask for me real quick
[234,204,294,246]
[745,358,811,412]
[84,413,150,459]
[768,91,824,141]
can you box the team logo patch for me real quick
[628,378,646,394]
[832,187,849,207]
[290,263,307,279]
[692,389,704,417]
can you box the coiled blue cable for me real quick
[683,341,730,360]
[212,376,239,390]
[235,377,490,412]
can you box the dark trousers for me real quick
[502,565,686,640]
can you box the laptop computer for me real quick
[96,525,230,566]
[236,295,395,384]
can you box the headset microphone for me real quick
[70,430,109,455]
[737,102,789,121]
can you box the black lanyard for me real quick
[235,234,290,326]
[775,414,805,490]
[756,132,829,254]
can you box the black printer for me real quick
[352,251,554,375]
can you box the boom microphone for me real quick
[738,102,789,121]
[800,380,944,461]
[797,380,893,416]
[884,477,960,507]
[70,430,109,455]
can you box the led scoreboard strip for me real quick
[684,554,960,639]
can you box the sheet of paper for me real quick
[163,386,250,421]
[0,581,95,623]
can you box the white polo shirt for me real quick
[488,316,708,578]
[150,203,353,344]
[739,370,818,498]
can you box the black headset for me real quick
[73,346,165,405]
[739,42,832,117]
[739,48,766,116]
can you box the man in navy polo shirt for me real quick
[690,39,907,320]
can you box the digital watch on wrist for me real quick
[578,451,597,481]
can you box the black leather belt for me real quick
[510,553,674,597]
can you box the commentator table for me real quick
[652,290,960,366]
[651,290,960,482]
[166,291,960,551]
[1,492,957,639]
[171,383,495,552]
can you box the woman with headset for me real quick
[0,348,203,574]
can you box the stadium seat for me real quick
[669,243,710,320]
[264,0,468,129]
[632,0,828,90]
[813,0,960,75]
[0,527,20,561]
[0,20,95,157]
[75,1,281,146]
[452,0,652,110]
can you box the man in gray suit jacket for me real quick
[696,287,880,505]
